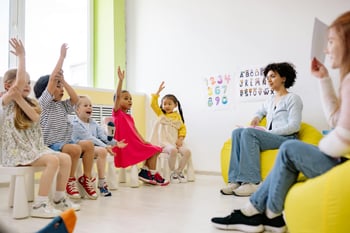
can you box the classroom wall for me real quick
[125,0,350,174]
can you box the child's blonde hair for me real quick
[3,69,41,130]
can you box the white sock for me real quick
[266,208,280,219]
[150,170,156,175]
[241,201,260,216]
[53,191,65,202]
[98,177,106,187]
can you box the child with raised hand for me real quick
[0,38,79,218]
[33,44,97,200]
[150,81,192,184]
[112,66,169,186]
[71,95,127,196]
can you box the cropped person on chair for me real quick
[212,11,350,233]
[221,62,303,196]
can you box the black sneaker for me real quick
[263,214,287,233]
[211,209,264,232]
[138,168,157,185]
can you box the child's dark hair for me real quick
[34,75,50,99]
[263,62,297,88]
[160,94,185,123]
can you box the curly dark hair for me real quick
[263,62,297,88]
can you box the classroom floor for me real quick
[0,174,256,233]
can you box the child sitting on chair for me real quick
[33,44,97,200]
[71,95,127,196]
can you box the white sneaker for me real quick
[178,172,187,183]
[31,201,62,218]
[170,172,180,184]
[233,182,261,197]
[220,182,240,195]
[53,197,80,211]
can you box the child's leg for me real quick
[95,146,108,179]
[177,147,191,172]
[55,152,71,192]
[163,145,178,171]
[61,144,82,177]
[145,153,159,170]
[30,154,59,196]
[77,140,95,178]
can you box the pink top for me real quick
[112,109,162,168]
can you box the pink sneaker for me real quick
[66,177,81,199]
[78,175,98,200]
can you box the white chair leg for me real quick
[13,175,29,219]
[129,165,139,188]
[186,157,195,182]
[118,168,127,183]
[25,170,35,202]
[107,160,118,190]
[8,175,16,208]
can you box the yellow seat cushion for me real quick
[285,160,350,233]
[220,121,323,183]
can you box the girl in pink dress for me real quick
[112,66,169,186]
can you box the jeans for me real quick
[250,140,341,214]
[228,127,296,183]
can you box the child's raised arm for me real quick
[10,38,26,91]
[113,66,125,111]
[47,44,68,95]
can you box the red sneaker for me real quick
[66,177,81,199]
[153,172,170,186]
[78,175,98,200]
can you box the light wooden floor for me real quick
[0,174,252,233]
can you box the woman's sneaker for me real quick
[263,214,287,233]
[211,209,264,232]
[31,201,62,218]
[232,182,261,197]
[153,172,170,186]
[220,182,240,195]
[170,172,180,184]
[98,182,112,197]
[138,168,157,185]
[78,175,98,200]
[53,197,80,211]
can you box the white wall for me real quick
[125,0,350,173]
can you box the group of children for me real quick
[0,39,192,219]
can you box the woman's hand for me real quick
[311,57,329,79]
[250,117,260,127]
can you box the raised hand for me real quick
[156,81,165,95]
[60,43,68,59]
[117,66,125,81]
[9,38,25,57]
[311,57,329,79]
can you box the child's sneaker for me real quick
[170,172,180,184]
[98,182,112,197]
[78,175,98,200]
[31,201,62,218]
[66,177,81,199]
[178,171,187,183]
[53,197,81,211]
[138,168,157,185]
[153,172,170,186]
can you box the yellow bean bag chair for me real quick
[285,159,350,233]
[220,119,323,183]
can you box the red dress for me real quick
[112,109,162,168]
